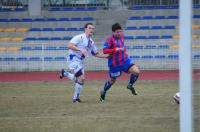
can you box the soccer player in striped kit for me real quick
[100,23,140,101]
[60,23,108,103]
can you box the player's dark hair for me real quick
[112,23,122,32]
[84,23,93,29]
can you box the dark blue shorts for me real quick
[109,58,134,79]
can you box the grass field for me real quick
[0,80,199,132]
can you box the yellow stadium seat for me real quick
[4,28,16,32]
[0,38,11,41]
[0,47,7,51]
[192,35,199,38]
[192,25,200,29]
[16,28,29,32]
[193,44,200,48]
[0,28,4,32]
[172,35,179,40]
[11,37,23,41]
[171,45,179,49]
[6,47,20,51]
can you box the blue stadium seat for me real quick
[155,16,165,19]
[139,26,150,30]
[126,26,137,30]
[50,37,62,40]
[161,35,172,39]
[151,26,162,29]
[9,18,21,22]
[21,47,33,50]
[34,18,46,21]
[58,18,69,21]
[45,47,57,50]
[193,15,200,18]
[154,55,166,59]
[142,55,153,59]
[132,46,143,49]
[24,37,37,41]
[130,56,141,59]
[82,17,93,21]
[148,36,160,39]
[37,37,49,40]
[144,45,156,49]
[33,47,42,50]
[194,54,200,59]
[63,37,72,40]
[29,57,41,61]
[3,57,15,61]
[135,36,147,39]
[158,45,169,49]
[67,28,77,31]
[54,57,66,61]
[54,28,66,31]
[164,26,175,29]
[143,16,153,19]
[0,19,9,22]
[124,36,134,40]
[42,28,53,31]
[168,55,178,59]
[47,18,57,21]
[44,57,53,61]
[29,28,41,31]
[70,18,81,21]
[16,57,27,61]
[58,46,68,50]
[129,16,141,20]
[167,16,178,19]
[22,18,33,22]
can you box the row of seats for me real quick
[1,55,199,61]
[1,35,200,41]
[128,15,200,20]
[0,27,84,32]
[130,5,200,10]
[126,26,176,30]
[0,44,199,51]
[0,17,93,22]
[0,8,26,12]
[48,7,97,11]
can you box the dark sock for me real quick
[129,74,139,86]
[103,80,112,92]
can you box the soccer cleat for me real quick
[59,69,65,79]
[173,95,180,104]
[127,84,138,95]
[100,90,106,101]
[73,98,82,103]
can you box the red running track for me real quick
[0,70,199,82]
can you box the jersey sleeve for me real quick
[90,41,98,55]
[103,38,115,54]
[70,35,80,46]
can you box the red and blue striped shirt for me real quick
[103,35,128,67]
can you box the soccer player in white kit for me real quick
[60,23,108,103]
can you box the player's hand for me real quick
[115,48,124,51]
[79,48,87,57]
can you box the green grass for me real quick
[0,80,199,132]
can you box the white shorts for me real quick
[67,56,85,75]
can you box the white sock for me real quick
[64,71,75,81]
[73,83,83,100]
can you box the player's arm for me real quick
[68,43,87,56]
[94,52,110,58]
[103,47,124,54]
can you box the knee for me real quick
[76,76,85,85]
[110,79,116,85]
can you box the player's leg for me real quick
[126,64,140,95]
[59,69,76,81]
[100,70,121,101]
[173,92,180,104]
[73,69,85,103]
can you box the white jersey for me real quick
[68,33,98,61]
